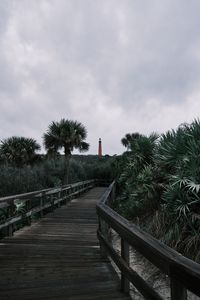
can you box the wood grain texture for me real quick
[0,187,130,300]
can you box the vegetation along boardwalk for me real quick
[0,187,130,300]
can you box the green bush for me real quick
[116,120,200,261]
[0,155,118,197]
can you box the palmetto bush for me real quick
[116,120,200,261]
[0,136,41,167]
[159,122,200,219]
[116,133,161,218]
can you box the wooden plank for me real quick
[0,187,131,300]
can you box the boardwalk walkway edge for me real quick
[0,183,131,300]
[96,181,200,300]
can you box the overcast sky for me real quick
[1,0,200,155]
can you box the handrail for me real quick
[0,179,95,203]
[0,180,95,238]
[96,181,200,300]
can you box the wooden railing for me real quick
[96,181,200,300]
[0,180,95,238]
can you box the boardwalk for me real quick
[0,187,130,300]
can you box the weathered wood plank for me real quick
[0,187,131,300]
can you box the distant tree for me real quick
[0,136,41,167]
[43,119,89,184]
[46,146,60,159]
[121,132,142,150]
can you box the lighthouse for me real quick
[98,138,102,157]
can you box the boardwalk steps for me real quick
[0,187,130,300]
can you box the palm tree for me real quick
[43,119,89,185]
[0,136,41,167]
[121,132,142,150]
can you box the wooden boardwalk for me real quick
[0,187,130,300]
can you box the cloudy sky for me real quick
[1,0,200,155]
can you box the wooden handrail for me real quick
[0,180,95,238]
[96,181,200,300]
[0,179,95,203]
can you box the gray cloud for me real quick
[1,0,200,154]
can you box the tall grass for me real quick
[0,155,117,197]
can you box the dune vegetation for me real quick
[1,118,200,262]
[115,119,200,262]
[0,119,116,197]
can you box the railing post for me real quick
[110,184,116,207]
[57,190,61,208]
[99,217,109,259]
[63,189,67,204]
[50,194,54,211]
[121,238,130,294]
[40,192,45,217]
[61,188,64,205]
[25,199,31,226]
[7,200,15,236]
[66,188,70,203]
[171,279,187,300]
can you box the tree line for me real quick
[1,116,200,261]
[0,119,89,185]
[0,118,117,197]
